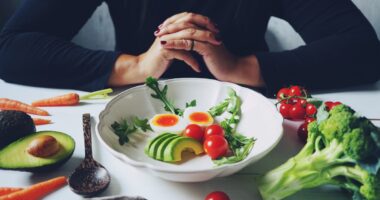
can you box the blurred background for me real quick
[1,0,379,52]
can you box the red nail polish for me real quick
[160,41,167,45]
[154,29,160,35]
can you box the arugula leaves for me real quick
[213,89,256,165]
[111,117,152,145]
[145,77,196,116]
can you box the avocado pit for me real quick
[27,135,60,158]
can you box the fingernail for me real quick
[160,41,167,45]
[154,29,160,35]
[158,24,163,29]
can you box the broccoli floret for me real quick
[258,104,380,200]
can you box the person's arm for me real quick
[255,0,380,96]
[0,0,121,91]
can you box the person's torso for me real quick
[106,0,273,79]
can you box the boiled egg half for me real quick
[149,113,186,134]
[183,107,214,127]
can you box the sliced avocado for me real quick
[163,137,204,162]
[0,111,36,149]
[148,133,176,159]
[144,133,171,155]
[156,134,180,161]
[0,131,75,171]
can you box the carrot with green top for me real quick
[32,118,52,126]
[0,188,23,196]
[0,98,49,116]
[0,176,67,200]
[32,88,113,107]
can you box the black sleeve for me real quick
[256,0,380,96]
[0,0,121,91]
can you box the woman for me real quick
[0,0,379,96]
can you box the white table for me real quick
[1,79,379,200]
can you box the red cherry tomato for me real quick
[184,124,204,142]
[289,86,302,97]
[288,97,300,105]
[276,87,289,100]
[205,191,231,200]
[289,104,306,120]
[203,135,228,160]
[279,102,292,119]
[205,124,225,138]
[298,99,307,106]
[305,104,317,116]
[325,101,342,111]
[297,122,308,143]
[305,117,316,124]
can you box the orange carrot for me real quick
[31,88,113,107]
[0,98,49,116]
[32,93,80,107]
[0,188,23,196]
[0,176,67,200]
[32,118,52,126]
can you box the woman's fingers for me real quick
[163,49,201,72]
[155,21,198,36]
[161,12,219,33]
[159,28,221,46]
[161,39,210,56]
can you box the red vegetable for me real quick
[279,102,292,119]
[276,88,289,100]
[305,104,317,116]
[205,191,230,200]
[289,86,302,97]
[184,124,204,142]
[203,135,228,160]
[297,122,309,143]
[204,124,225,138]
[289,104,306,120]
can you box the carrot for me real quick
[31,93,80,107]
[0,98,49,116]
[31,88,113,107]
[0,176,67,200]
[32,118,52,126]
[0,188,23,196]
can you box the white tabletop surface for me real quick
[1,79,379,200]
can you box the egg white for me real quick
[149,113,187,134]
[183,107,214,127]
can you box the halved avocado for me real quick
[0,131,75,171]
[147,133,176,159]
[156,134,180,161]
[163,137,204,162]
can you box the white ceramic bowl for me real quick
[97,78,283,182]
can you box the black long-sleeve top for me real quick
[0,0,379,96]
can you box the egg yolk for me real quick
[153,114,179,127]
[189,112,210,123]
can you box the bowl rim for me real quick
[96,78,283,173]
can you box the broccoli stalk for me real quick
[258,105,380,200]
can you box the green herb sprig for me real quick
[111,117,152,145]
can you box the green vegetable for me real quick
[111,117,152,145]
[145,77,195,116]
[213,89,255,165]
[258,104,380,200]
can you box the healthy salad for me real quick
[111,77,255,166]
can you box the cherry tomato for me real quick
[205,124,225,138]
[276,87,289,100]
[203,135,228,160]
[289,97,300,105]
[305,104,317,116]
[289,86,302,97]
[325,101,342,111]
[289,104,306,120]
[332,102,342,109]
[205,191,231,200]
[297,122,308,143]
[184,124,204,142]
[305,117,316,124]
[298,99,307,106]
[279,102,292,119]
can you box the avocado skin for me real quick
[0,131,75,172]
[0,110,36,149]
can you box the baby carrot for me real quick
[32,118,52,126]
[0,188,23,196]
[31,93,79,107]
[0,98,49,116]
[0,176,67,200]
[31,88,113,107]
